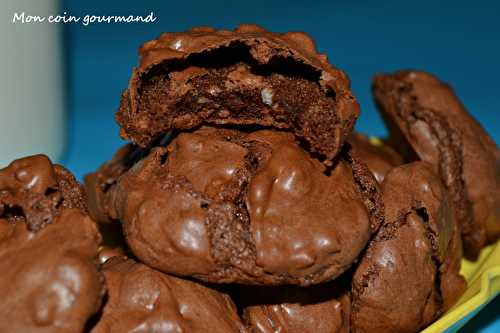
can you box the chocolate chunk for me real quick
[91,257,245,333]
[116,25,359,160]
[94,127,382,285]
[351,162,466,333]
[348,133,403,183]
[373,70,500,259]
[0,155,104,333]
[241,284,350,333]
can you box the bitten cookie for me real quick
[116,24,359,160]
[90,126,382,285]
[351,162,466,333]
[348,133,403,183]
[241,284,350,333]
[373,70,500,258]
[91,256,245,333]
[0,155,104,333]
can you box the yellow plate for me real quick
[368,136,500,332]
[422,241,500,333]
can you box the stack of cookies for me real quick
[1,25,499,333]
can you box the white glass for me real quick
[0,0,65,167]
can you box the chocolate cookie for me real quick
[348,133,403,183]
[373,70,500,258]
[95,126,382,285]
[85,144,135,224]
[85,134,175,224]
[0,155,104,333]
[116,25,359,160]
[241,284,350,333]
[91,257,245,333]
[351,162,466,333]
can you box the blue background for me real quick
[60,1,499,331]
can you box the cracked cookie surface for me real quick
[351,162,465,333]
[88,127,382,285]
[373,70,500,258]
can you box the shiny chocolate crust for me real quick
[373,70,500,259]
[0,154,87,230]
[91,257,246,333]
[116,25,359,160]
[241,284,350,333]
[0,155,104,333]
[100,127,382,285]
[348,133,403,183]
[351,162,466,333]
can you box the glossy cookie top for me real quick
[93,127,382,285]
[242,283,350,333]
[0,155,104,333]
[91,257,245,333]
